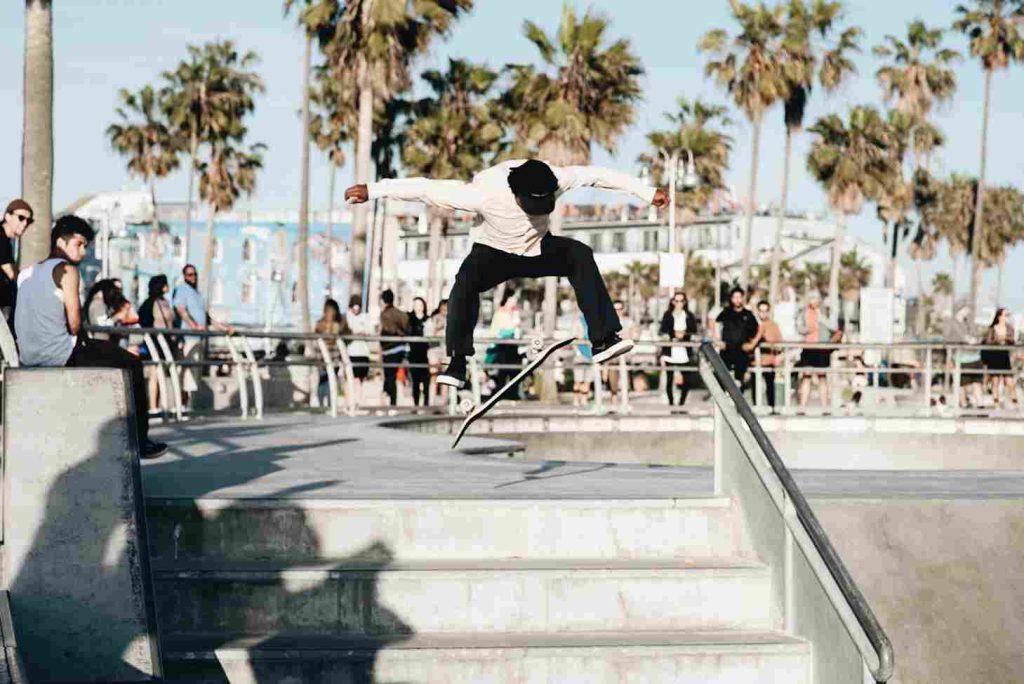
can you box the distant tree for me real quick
[20,0,53,266]
[107,85,180,238]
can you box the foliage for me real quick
[106,85,180,187]
[637,98,733,212]
[501,5,643,164]
[807,106,895,214]
[874,19,960,119]
[953,0,1024,72]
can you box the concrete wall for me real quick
[2,368,161,682]
[813,499,1024,683]
[486,425,1024,471]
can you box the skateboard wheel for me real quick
[460,398,475,414]
[531,337,545,351]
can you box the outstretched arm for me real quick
[345,179,482,213]
[555,165,669,207]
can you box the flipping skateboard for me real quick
[451,336,576,449]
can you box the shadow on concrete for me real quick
[493,460,615,489]
[12,414,411,682]
[9,419,160,681]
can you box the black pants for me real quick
[382,350,405,406]
[410,366,429,406]
[67,337,149,445]
[754,370,776,407]
[721,347,750,386]
[447,234,619,357]
[665,363,691,406]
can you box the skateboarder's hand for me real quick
[344,184,369,204]
[651,188,670,208]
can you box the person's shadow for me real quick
[10,417,412,683]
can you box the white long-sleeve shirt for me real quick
[368,160,657,257]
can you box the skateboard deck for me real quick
[451,336,576,448]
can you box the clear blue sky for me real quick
[2,0,1023,309]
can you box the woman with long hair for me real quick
[426,299,448,405]
[315,298,352,407]
[407,297,432,407]
[659,291,697,406]
[138,274,174,412]
[345,295,372,406]
[983,307,1018,407]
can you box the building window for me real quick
[643,230,659,252]
[214,237,224,263]
[414,240,427,259]
[212,278,224,305]
[241,277,255,305]
[242,238,255,263]
[172,235,185,260]
[291,282,298,304]
[588,232,603,252]
[612,231,627,253]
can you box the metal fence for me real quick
[5,326,1019,421]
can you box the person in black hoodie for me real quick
[714,287,759,388]
[659,291,698,406]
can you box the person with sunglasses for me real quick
[1,198,34,327]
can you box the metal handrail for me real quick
[698,341,894,681]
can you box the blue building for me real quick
[71,193,353,329]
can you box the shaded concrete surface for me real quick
[4,369,160,682]
[145,414,712,500]
[813,500,1024,683]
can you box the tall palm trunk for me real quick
[888,223,899,289]
[426,209,444,309]
[827,211,845,325]
[148,171,159,239]
[968,68,993,326]
[541,208,564,338]
[951,252,959,318]
[185,127,197,263]
[20,0,53,266]
[296,35,312,331]
[996,259,1004,308]
[202,208,216,299]
[914,259,927,337]
[326,161,336,299]
[741,114,762,294]
[768,126,793,306]
[350,59,374,307]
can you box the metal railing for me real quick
[699,341,894,681]
[0,324,1019,422]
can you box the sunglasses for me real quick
[11,213,33,226]
[184,272,197,278]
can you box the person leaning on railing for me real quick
[983,307,1019,409]
[138,274,174,414]
[659,291,697,407]
[749,300,783,410]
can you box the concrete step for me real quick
[145,496,752,563]
[162,630,811,683]
[153,558,774,635]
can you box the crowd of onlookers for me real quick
[2,197,1022,434]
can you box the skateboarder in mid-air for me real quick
[345,159,668,389]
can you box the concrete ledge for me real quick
[3,368,161,681]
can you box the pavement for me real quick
[144,413,1024,501]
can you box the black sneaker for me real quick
[141,440,168,460]
[592,333,634,364]
[437,356,467,389]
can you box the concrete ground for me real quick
[145,413,1024,501]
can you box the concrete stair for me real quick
[149,497,809,682]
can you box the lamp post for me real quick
[653,148,699,254]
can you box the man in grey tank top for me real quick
[15,215,166,459]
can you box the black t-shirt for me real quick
[0,233,15,308]
[716,306,759,349]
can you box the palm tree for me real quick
[953,0,1024,323]
[20,0,53,266]
[309,64,355,300]
[769,0,860,306]
[106,85,181,238]
[285,0,339,329]
[927,174,975,315]
[402,58,504,307]
[873,20,959,288]
[839,248,873,299]
[198,141,266,300]
[700,0,788,293]
[807,106,894,322]
[980,184,1024,305]
[315,0,473,306]
[638,98,733,216]
[162,41,263,263]
[502,5,643,334]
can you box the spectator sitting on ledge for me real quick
[15,215,166,459]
